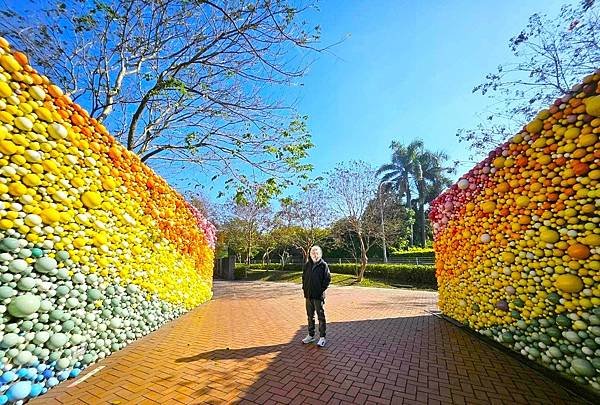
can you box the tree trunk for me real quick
[357,233,368,282]
[246,227,252,265]
[404,174,413,247]
[417,163,426,247]
[404,174,412,210]
[419,200,426,247]
[301,246,309,263]
[378,184,388,263]
[279,251,290,269]
[262,251,270,265]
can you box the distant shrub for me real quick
[234,262,436,287]
[234,265,247,280]
[328,263,436,286]
[389,248,435,259]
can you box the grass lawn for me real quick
[240,269,437,291]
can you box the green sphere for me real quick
[7,294,41,318]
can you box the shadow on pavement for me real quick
[176,315,583,405]
[175,343,291,363]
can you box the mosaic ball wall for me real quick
[430,70,600,391]
[0,38,216,402]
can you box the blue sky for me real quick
[173,0,569,200]
[7,0,569,200]
[291,0,566,183]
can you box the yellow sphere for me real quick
[526,119,543,133]
[8,182,27,196]
[0,81,12,97]
[81,191,103,208]
[0,54,22,72]
[40,208,61,224]
[585,95,600,117]
[540,229,560,243]
[555,274,584,293]
[481,201,496,213]
[0,139,17,155]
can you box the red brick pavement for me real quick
[32,281,585,404]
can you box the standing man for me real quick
[302,245,331,347]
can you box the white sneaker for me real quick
[317,337,326,347]
[302,335,315,344]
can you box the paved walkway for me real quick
[34,281,583,404]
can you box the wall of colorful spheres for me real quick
[0,38,216,403]
[430,70,600,391]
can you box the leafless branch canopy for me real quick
[1,0,325,198]
[458,1,599,156]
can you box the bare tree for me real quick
[187,191,224,225]
[278,188,330,262]
[325,161,377,281]
[457,0,600,155]
[0,0,329,202]
[220,198,272,264]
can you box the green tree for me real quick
[329,218,362,265]
[378,140,453,247]
[413,149,454,247]
[269,226,297,268]
[377,140,423,209]
[363,190,413,257]
[0,0,324,203]
[220,199,271,264]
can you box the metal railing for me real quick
[247,256,435,266]
[239,257,437,288]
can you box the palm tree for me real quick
[413,150,454,246]
[376,140,423,246]
[378,140,454,247]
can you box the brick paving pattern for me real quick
[32,281,585,404]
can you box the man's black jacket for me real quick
[302,259,331,299]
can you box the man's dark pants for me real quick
[306,298,326,337]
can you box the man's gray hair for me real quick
[310,245,322,254]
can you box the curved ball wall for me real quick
[430,71,600,391]
[0,38,215,402]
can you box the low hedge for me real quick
[235,263,436,287]
[240,263,304,272]
[390,249,435,259]
[234,266,247,280]
[328,263,435,286]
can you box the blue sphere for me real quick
[27,368,38,379]
[0,371,17,383]
[46,377,59,387]
[70,368,81,378]
[42,370,53,379]
[16,369,28,378]
[6,381,32,402]
[31,248,44,258]
[37,364,47,372]
[0,395,7,405]
[58,370,70,381]
[30,383,43,397]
